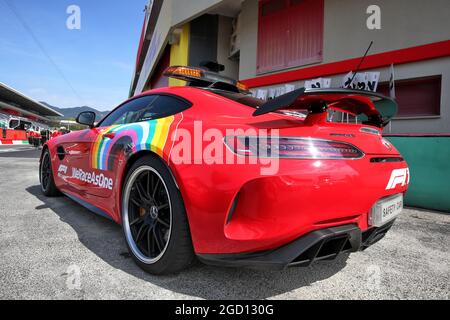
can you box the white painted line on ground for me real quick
[0,147,35,153]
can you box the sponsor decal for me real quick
[360,127,380,135]
[58,164,68,175]
[386,168,410,190]
[91,114,182,171]
[71,167,113,190]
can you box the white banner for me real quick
[256,89,268,100]
[389,64,396,99]
[257,84,297,100]
[305,78,331,89]
[342,71,355,88]
[342,72,380,92]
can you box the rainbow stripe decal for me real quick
[91,114,181,171]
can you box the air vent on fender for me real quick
[56,146,65,160]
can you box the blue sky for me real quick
[0,0,147,111]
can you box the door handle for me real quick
[103,133,115,139]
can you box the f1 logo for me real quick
[386,168,410,190]
[58,164,68,175]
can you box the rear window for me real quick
[204,89,265,108]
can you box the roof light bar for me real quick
[163,66,250,94]
[164,66,204,80]
[236,81,249,92]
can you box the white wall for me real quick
[239,0,450,79]
[172,0,224,26]
[239,0,258,80]
[237,0,450,133]
[323,0,450,63]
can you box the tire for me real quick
[39,149,60,197]
[121,155,195,275]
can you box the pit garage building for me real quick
[130,0,450,211]
[0,82,62,145]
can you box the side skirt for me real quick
[63,192,114,221]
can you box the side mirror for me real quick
[76,111,96,128]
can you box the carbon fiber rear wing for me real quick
[253,88,398,128]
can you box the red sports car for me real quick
[39,66,409,274]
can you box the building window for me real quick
[378,76,441,118]
[257,0,324,74]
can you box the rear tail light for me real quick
[224,136,364,159]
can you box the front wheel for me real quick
[39,149,60,197]
[121,155,195,275]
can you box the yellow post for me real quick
[169,23,190,87]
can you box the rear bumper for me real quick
[179,156,408,254]
[197,221,395,270]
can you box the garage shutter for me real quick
[257,0,324,74]
[378,76,441,117]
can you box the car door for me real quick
[55,126,99,195]
[81,95,159,198]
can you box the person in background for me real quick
[27,127,36,146]
[31,127,41,147]
[40,129,50,146]
[50,129,61,140]
[49,127,69,140]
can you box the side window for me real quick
[138,95,191,121]
[98,95,191,127]
[99,95,157,127]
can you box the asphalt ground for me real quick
[0,145,449,300]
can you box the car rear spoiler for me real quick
[252,88,398,128]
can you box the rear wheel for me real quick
[40,149,60,197]
[122,155,194,275]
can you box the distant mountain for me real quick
[40,102,110,120]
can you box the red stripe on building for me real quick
[135,15,148,69]
[241,40,450,88]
